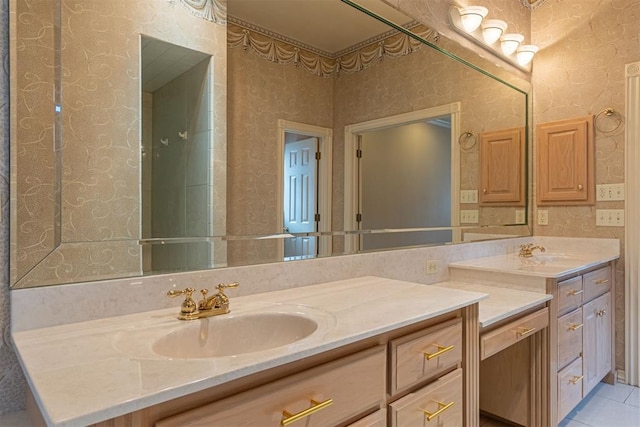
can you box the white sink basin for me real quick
[152,312,318,358]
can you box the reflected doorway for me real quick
[283,135,318,259]
[277,120,333,261]
[344,103,461,253]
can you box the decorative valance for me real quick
[179,0,227,24]
[228,22,439,78]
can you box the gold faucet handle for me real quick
[216,282,239,294]
[167,287,198,315]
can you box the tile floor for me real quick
[480,382,640,427]
[1,382,639,426]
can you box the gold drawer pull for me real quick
[568,289,584,296]
[423,344,455,360]
[568,323,583,331]
[597,309,607,317]
[422,400,455,421]
[569,375,584,385]
[281,398,333,426]
[516,326,537,337]
[595,279,609,285]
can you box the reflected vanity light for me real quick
[516,44,539,66]
[458,6,488,33]
[448,6,537,73]
[481,19,507,45]
[500,33,524,56]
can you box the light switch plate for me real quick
[537,210,548,225]
[596,209,624,226]
[596,184,624,201]
[460,190,478,204]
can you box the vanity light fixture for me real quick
[449,6,537,73]
[500,33,525,56]
[516,44,539,66]
[481,19,507,45]
[458,6,488,33]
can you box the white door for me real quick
[284,137,317,259]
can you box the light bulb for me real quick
[458,6,488,33]
[481,19,507,45]
[500,33,524,56]
[516,45,539,65]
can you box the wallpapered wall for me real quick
[227,26,526,265]
[0,0,25,414]
[531,0,638,372]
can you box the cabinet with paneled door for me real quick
[554,265,614,422]
[536,116,595,205]
[479,127,525,206]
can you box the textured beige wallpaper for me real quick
[11,0,227,287]
[227,24,527,265]
[531,0,638,371]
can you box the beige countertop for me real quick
[433,281,553,328]
[12,276,486,427]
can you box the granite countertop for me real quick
[12,276,486,427]
[433,281,552,328]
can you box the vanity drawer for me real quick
[558,276,584,315]
[155,346,385,427]
[558,308,583,369]
[558,357,584,421]
[583,266,611,302]
[390,318,462,394]
[389,368,463,427]
[480,307,549,360]
[347,409,386,427]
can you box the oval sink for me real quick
[152,312,318,358]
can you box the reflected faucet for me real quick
[518,243,546,258]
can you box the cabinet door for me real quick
[479,127,525,206]
[536,116,594,205]
[583,292,612,396]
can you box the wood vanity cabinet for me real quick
[79,308,479,427]
[554,264,614,422]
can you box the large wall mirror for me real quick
[10,0,530,288]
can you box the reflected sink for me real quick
[152,312,318,358]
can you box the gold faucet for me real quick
[167,282,239,320]
[518,243,546,258]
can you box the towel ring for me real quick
[459,130,477,151]
[595,108,623,134]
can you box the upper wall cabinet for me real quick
[536,116,595,206]
[479,127,525,206]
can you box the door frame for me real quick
[277,119,333,259]
[343,103,461,253]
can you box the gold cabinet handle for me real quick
[595,279,609,285]
[569,375,584,385]
[568,323,583,331]
[516,326,537,337]
[578,184,583,191]
[423,344,455,360]
[281,399,333,426]
[568,289,584,296]
[483,188,487,194]
[597,309,607,317]
[422,400,455,421]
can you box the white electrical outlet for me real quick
[460,210,479,224]
[460,190,478,204]
[596,184,625,201]
[425,260,439,275]
[515,210,526,224]
[538,210,549,225]
[596,209,625,226]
